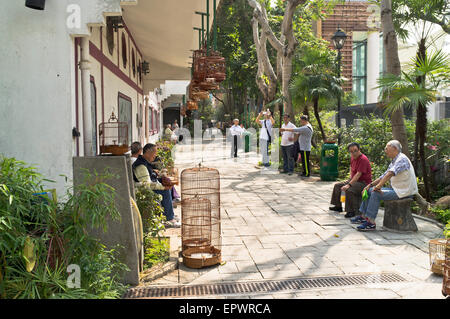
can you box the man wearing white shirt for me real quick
[280,114,297,175]
[229,119,244,158]
[255,109,275,167]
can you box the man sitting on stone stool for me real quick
[329,142,372,218]
[351,140,418,231]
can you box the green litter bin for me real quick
[320,143,339,181]
[244,132,250,152]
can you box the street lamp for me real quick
[332,27,347,144]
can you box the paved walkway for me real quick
[148,132,446,299]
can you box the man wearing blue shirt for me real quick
[351,140,418,231]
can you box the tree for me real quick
[248,0,307,118]
[290,45,343,142]
[380,0,410,157]
[378,50,450,201]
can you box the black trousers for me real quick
[299,150,310,176]
[233,135,238,157]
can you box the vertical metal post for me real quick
[213,0,217,51]
[337,49,342,145]
[201,15,204,48]
[206,0,210,55]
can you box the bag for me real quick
[362,189,369,201]
[307,125,317,148]
[264,120,272,144]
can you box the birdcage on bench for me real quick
[181,165,221,269]
[99,112,129,155]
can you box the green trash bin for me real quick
[320,143,339,181]
[244,132,250,152]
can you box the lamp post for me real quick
[331,27,347,144]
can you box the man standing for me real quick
[130,141,142,165]
[255,109,274,168]
[172,119,179,130]
[351,140,418,231]
[281,115,313,177]
[280,114,296,175]
[229,119,244,158]
[329,142,372,218]
[132,143,181,228]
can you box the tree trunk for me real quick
[303,104,309,118]
[416,38,431,202]
[413,114,419,173]
[313,97,326,141]
[381,0,410,157]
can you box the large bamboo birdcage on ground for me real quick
[429,238,447,275]
[99,112,129,155]
[181,166,221,269]
[442,239,450,297]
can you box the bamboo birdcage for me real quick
[205,50,226,83]
[429,238,447,275]
[181,166,221,269]
[99,112,129,155]
[187,101,198,110]
[442,238,450,297]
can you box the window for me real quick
[118,93,132,144]
[132,49,136,78]
[106,18,115,55]
[352,41,367,105]
[121,33,127,68]
[149,108,154,133]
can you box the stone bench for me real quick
[382,197,418,232]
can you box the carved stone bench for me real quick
[382,197,418,232]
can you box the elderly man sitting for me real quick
[351,140,418,231]
[329,142,372,218]
[132,143,181,228]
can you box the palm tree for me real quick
[378,49,450,201]
[290,47,343,142]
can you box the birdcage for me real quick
[205,50,226,83]
[181,166,221,269]
[442,239,450,297]
[99,112,129,155]
[180,105,187,116]
[187,101,198,110]
[193,49,207,82]
[429,238,447,275]
[189,81,209,101]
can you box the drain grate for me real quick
[123,273,407,298]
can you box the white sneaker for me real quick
[166,219,181,228]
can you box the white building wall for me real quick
[0,1,76,193]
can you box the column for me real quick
[366,29,380,104]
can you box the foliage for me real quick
[431,206,450,238]
[0,156,128,299]
[143,237,170,269]
[155,141,175,170]
[135,185,166,238]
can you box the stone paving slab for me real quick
[144,138,446,299]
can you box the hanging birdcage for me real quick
[442,239,450,297]
[205,50,226,83]
[99,112,129,155]
[189,81,209,101]
[180,105,187,116]
[193,49,207,82]
[181,166,221,269]
[429,238,447,275]
[187,101,198,110]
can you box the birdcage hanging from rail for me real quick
[98,112,129,155]
[180,165,221,269]
[442,239,450,297]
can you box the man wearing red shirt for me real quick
[329,142,372,218]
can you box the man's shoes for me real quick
[165,219,181,228]
[350,215,366,224]
[329,206,343,212]
[357,220,376,231]
[344,211,356,218]
[288,172,293,176]
[281,171,288,174]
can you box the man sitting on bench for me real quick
[351,140,418,231]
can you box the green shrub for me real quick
[143,237,169,269]
[0,156,128,299]
[135,185,166,238]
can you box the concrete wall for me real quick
[0,1,76,193]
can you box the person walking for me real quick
[255,109,274,168]
[280,115,313,177]
[280,114,296,175]
[229,119,244,158]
